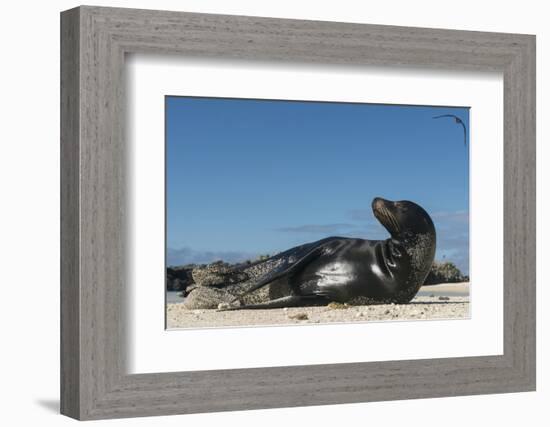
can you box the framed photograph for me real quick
[164,97,472,330]
[60,6,535,420]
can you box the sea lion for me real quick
[212,197,436,310]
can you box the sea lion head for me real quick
[373,196,436,275]
[372,197,435,240]
[372,197,437,301]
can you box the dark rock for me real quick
[424,261,468,285]
[166,266,194,292]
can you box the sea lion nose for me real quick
[372,197,387,210]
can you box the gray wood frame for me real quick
[60,5,536,421]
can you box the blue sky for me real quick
[166,96,470,274]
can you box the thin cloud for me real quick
[274,223,356,234]
[432,210,469,223]
[167,247,257,267]
[338,227,388,240]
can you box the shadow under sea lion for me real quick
[183,197,436,310]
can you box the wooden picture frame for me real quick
[60,5,536,420]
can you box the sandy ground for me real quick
[166,282,470,329]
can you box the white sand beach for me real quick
[166,282,470,329]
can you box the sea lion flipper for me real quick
[231,242,331,303]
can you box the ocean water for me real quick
[166,291,185,304]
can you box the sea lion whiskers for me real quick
[382,206,400,233]
[374,205,390,230]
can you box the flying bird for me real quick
[432,114,467,147]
